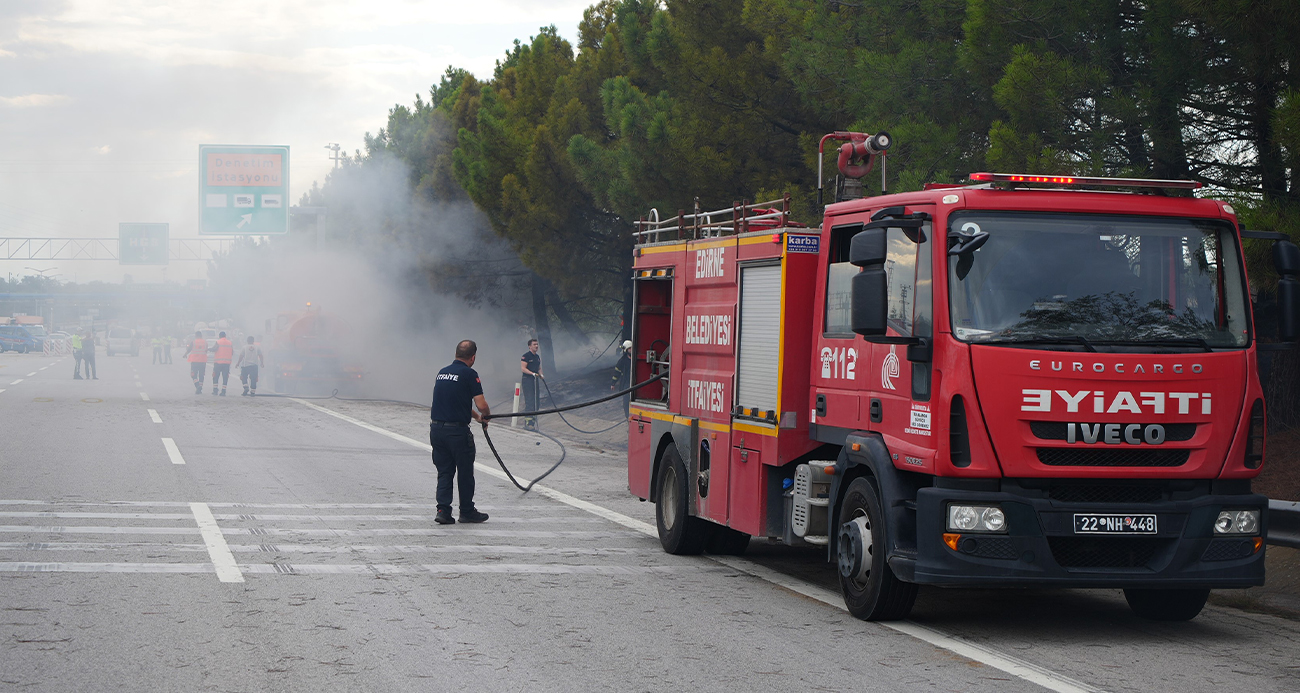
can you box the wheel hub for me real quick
[837,515,872,583]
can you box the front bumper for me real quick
[898,484,1267,588]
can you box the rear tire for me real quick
[706,526,750,555]
[1124,588,1209,621]
[837,476,918,620]
[655,445,711,555]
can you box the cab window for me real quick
[824,222,932,337]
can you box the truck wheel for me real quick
[706,526,750,555]
[655,446,711,555]
[1123,588,1209,621]
[837,477,918,621]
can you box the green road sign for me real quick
[199,144,289,235]
[119,223,169,265]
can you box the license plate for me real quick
[1073,514,1157,534]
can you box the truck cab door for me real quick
[866,206,937,471]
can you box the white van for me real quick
[106,327,140,356]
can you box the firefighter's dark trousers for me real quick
[212,363,231,389]
[430,422,477,513]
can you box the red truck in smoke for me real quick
[267,304,364,395]
[625,131,1299,621]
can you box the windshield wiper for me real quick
[980,335,1098,352]
[1089,337,1215,352]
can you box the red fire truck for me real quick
[626,131,1300,621]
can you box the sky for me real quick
[0,0,590,284]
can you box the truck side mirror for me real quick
[851,267,888,336]
[848,227,887,267]
[1274,240,1300,342]
[849,229,888,336]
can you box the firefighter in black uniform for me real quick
[520,338,542,430]
[429,340,491,525]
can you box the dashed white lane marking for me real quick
[148,409,162,423]
[26,372,36,377]
[162,438,185,465]
[39,367,47,371]
[0,389,6,395]
[292,397,1104,693]
[189,502,243,583]
[0,511,599,523]
[135,381,142,387]
[140,392,150,401]
[0,562,692,576]
[0,562,212,574]
[0,541,650,557]
[10,379,22,385]
[0,524,625,538]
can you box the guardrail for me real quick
[1269,499,1300,549]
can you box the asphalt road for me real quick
[1,349,1297,692]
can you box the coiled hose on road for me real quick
[259,372,667,493]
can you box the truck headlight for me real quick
[947,504,1008,533]
[1214,509,1260,535]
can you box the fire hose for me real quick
[481,372,667,492]
[263,371,667,493]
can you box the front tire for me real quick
[1124,588,1209,621]
[655,445,711,555]
[837,476,918,620]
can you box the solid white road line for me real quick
[162,438,185,465]
[189,502,244,583]
[292,397,1105,693]
[140,392,150,401]
[148,409,162,423]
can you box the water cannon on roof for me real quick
[818,130,892,205]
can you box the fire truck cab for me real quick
[627,138,1300,621]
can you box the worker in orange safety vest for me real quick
[211,331,235,396]
[186,331,208,395]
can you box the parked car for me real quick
[0,325,41,353]
[106,327,140,357]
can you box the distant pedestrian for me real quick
[70,332,84,379]
[185,330,208,395]
[152,336,163,364]
[520,338,542,430]
[81,330,97,379]
[212,331,234,396]
[236,335,263,396]
[164,335,173,364]
[429,339,490,525]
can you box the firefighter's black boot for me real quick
[434,509,455,525]
[195,382,202,395]
[211,386,218,395]
[219,388,226,396]
[459,509,489,524]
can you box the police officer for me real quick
[520,338,542,430]
[429,340,491,525]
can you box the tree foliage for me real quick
[290,0,1300,332]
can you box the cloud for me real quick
[93,144,110,154]
[0,93,71,107]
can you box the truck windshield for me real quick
[948,212,1249,348]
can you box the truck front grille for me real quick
[1047,484,1165,504]
[1048,537,1166,568]
[1036,448,1189,467]
[1030,421,1196,442]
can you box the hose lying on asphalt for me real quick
[481,372,666,492]
[260,372,667,493]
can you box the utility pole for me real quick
[325,143,342,170]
